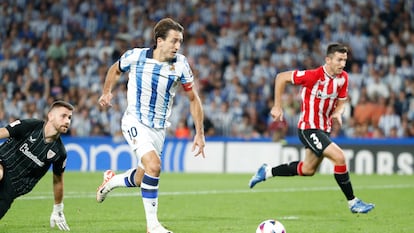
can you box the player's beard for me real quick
[334,67,344,75]
[59,125,69,133]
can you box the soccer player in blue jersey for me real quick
[97,18,206,233]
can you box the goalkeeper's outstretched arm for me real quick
[50,173,70,231]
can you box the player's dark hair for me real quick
[153,18,184,43]
[326,43,348,56]
[49,100,74,112]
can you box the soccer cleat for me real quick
[147,223,173,233]
[249,163,268,189]
[350,199,375,213]
[96,170,115,203]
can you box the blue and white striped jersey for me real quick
[119,47,194,129]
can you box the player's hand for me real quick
[98,93,113,107]
[50,203,70,231]
[331,112,343,127]
[270,105,284,121]
[192,133,206,158]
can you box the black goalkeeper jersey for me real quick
[0,119,67,196]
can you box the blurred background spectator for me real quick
[0,0,413,140]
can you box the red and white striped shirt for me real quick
[291,66,348,132]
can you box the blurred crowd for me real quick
[1,0,414,141]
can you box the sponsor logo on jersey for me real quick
[29,136,36,143]
[316,90,338,99]
[20,143,45,167]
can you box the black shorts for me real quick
[0,166,17,219]
[298,129,332,157]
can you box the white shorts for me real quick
[121,112,166,165]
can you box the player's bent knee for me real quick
[301,167,317,176]
[144,163,162,177]
[332,154,346,166]
[299,162,318,176]
[302,170,316,176]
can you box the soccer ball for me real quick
[256,219,286,233]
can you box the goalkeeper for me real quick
[0,100,73,231]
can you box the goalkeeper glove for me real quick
[50,203,70,231]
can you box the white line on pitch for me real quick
[18,183,414,200]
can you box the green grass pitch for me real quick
[1,172,413,232]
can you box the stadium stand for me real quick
[0,0,413,139]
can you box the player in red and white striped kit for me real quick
[249,43,375,214]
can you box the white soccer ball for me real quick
[256,219,286,233]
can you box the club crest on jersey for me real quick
[47,150,56,159]
[337,76,346,86]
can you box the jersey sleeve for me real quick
[52,158,66,175]
[338,72,349,99]
[119,48,140,73]
[52,140,67,175]
[292,69,317,87]
[5,119,42,139]
[178,55,194,91]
